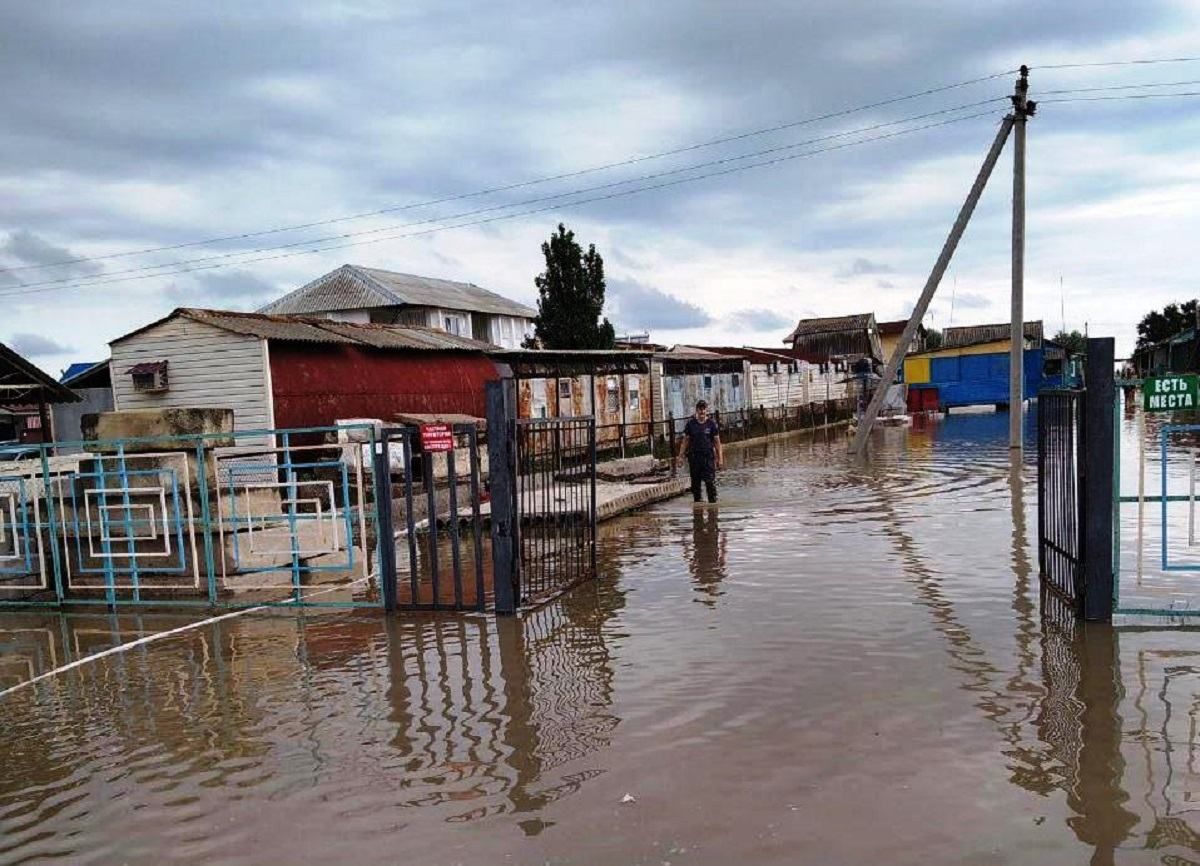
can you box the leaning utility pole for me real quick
[851,114,1015,455]
[851,67,1035,455]
[1009,66,1035,450]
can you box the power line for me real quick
[0,109,1003,300]
[1034,56,1200,70]
[1038,78,1200,95]
[1040,91,1200,103]
[0,69,1019,275]
[2,98,1008,293]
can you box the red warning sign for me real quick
[420,423,454,452]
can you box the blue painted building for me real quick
[902,320,1073,411]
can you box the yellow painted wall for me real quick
[880,334,902,361]
[904,357,931,384]
[912,338,1015,359]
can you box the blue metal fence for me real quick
[0,425,387,609]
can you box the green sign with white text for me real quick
[1144,374,1200,412]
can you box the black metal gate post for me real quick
[372,432,398,612]
[589,418,598,576]
[1081,337,1115,622]
[487,380,518,615]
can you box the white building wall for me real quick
[320,309,370,324]
[110,318,272,435]
[747,363,811,409]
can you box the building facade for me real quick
[258,264,535,349]
[108,309,499,440]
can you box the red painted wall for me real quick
[268,343,499,429]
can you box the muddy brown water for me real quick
[2,410,1199,865]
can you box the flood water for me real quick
[3,409,1200,864]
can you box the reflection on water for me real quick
[3,409,1200,863]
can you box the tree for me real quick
[924,328,943,351]
[1136,300,1197,350]
[1052,329,1086,356]
[526,223,615,349]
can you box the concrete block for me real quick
[83,408,236,452]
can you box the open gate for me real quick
[1036,338,1115,622]
[511,416,597,606]
[377,400,598,615]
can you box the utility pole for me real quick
[851,114,1015,454]
[1009,66,1036,450]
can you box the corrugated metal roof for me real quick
[60,361,101,382]
[113,308,497,352]
[258,264,536,318]
[692,346,804,365]
[786,313,875,339]
[877,319,928,337]
[665,345,747,361]
[312,319,493,350]
[942,320,1043,349]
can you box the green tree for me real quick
[1136,300,1197,350]
[1052,329,1086,355]
[527,223,615,349]
[924,328,943,351]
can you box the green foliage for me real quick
[1136,300,1197,350]
[924,328,943,351]
[527,223,616,350]
[1052,329,1087,356]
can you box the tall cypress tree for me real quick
[527,223,616,349]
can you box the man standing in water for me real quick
[678,399,723,503]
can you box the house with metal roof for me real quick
[901,320,1066,412]
[784,313,883,364]
[258,264,536,349]
[107,308,501,439]
[694,346,850,406]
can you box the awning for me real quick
[0,343,80,406]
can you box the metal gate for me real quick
[378,424,489,612]
[1038,390,1085,613]
[1035,338,1116,622]
[511,417,597,607]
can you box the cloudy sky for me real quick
[2,1,1199,375]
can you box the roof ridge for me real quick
[344,264,407,306]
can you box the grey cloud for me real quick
[836,257,894,279]
[0,0,1185,349]
[876,279,895,289]
[728,308,794,331]
[7,332,75,357]
[165,270,279,306]
[608,278,712,330]
[953,292,990,310]
[1,230,102,278]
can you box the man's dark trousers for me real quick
[689,454,717,503]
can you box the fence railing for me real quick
[586,398,855,462]
[0,425,386,610]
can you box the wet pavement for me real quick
[2,410,1200,864]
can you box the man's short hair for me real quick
[695,400,708,410]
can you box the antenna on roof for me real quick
[1060,275,1066,335]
